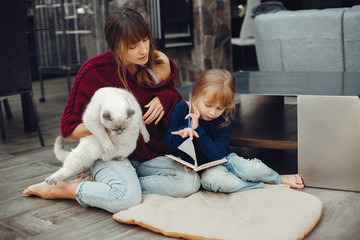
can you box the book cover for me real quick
[165,138,227,171]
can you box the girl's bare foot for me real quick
[280,174,304,189]
[22,180,79,200]
[264,183,290,188]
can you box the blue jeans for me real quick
[201,153,282,193]
[76,157,200,213]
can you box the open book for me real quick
[165,138,227,172]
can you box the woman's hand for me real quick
[66,123,91,142]
[171,127,199,140]
[143,97,164,125]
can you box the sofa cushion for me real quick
[254,8,348,71]
[343,6,360,71]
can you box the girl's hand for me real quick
[143,97,164,125]
[185,103,200,129]
[171,127,199,140]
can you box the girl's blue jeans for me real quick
[201,153,282,193]
[75,156,201,213]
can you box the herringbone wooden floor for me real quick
[0,77,359,239]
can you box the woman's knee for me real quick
[92,159,142,208]
[105,187,142,213]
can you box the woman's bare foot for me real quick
[264,183,290,188]
[280,174,304,189]
[69,178,85,183]
[22,180,79,200]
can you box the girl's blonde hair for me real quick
[104,8,163,90]
[192,69,235,127]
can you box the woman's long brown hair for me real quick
[104,8,163,90]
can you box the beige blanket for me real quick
[113,188,322,240]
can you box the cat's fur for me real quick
[45,87,150,185]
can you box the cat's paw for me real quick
[102,155,115,161]
[113,156,124,161]
[45,177,59,185]
[76,170,94,181]
[103,149,118,158]
[142,131,150,143]
[102,144,116,155]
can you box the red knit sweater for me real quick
[61,50,182,161]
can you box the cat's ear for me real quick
[102,111,111,120]
[127,109,135,118]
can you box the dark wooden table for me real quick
[177,71,360,151]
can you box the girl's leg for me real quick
[225,153,282,185]
[76,159,142,213]
[226,153,304,188]
[201,165,264,193]
[131,156,201,197]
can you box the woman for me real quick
[23,8,201,213]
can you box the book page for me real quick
[165,154,227,172]
[165,154,195,169]
[195,158,227,171]
[177,138,197,167]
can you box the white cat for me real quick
[45,87,150,185]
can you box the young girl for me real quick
[165,69,304,192]
[23,8,200,213]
